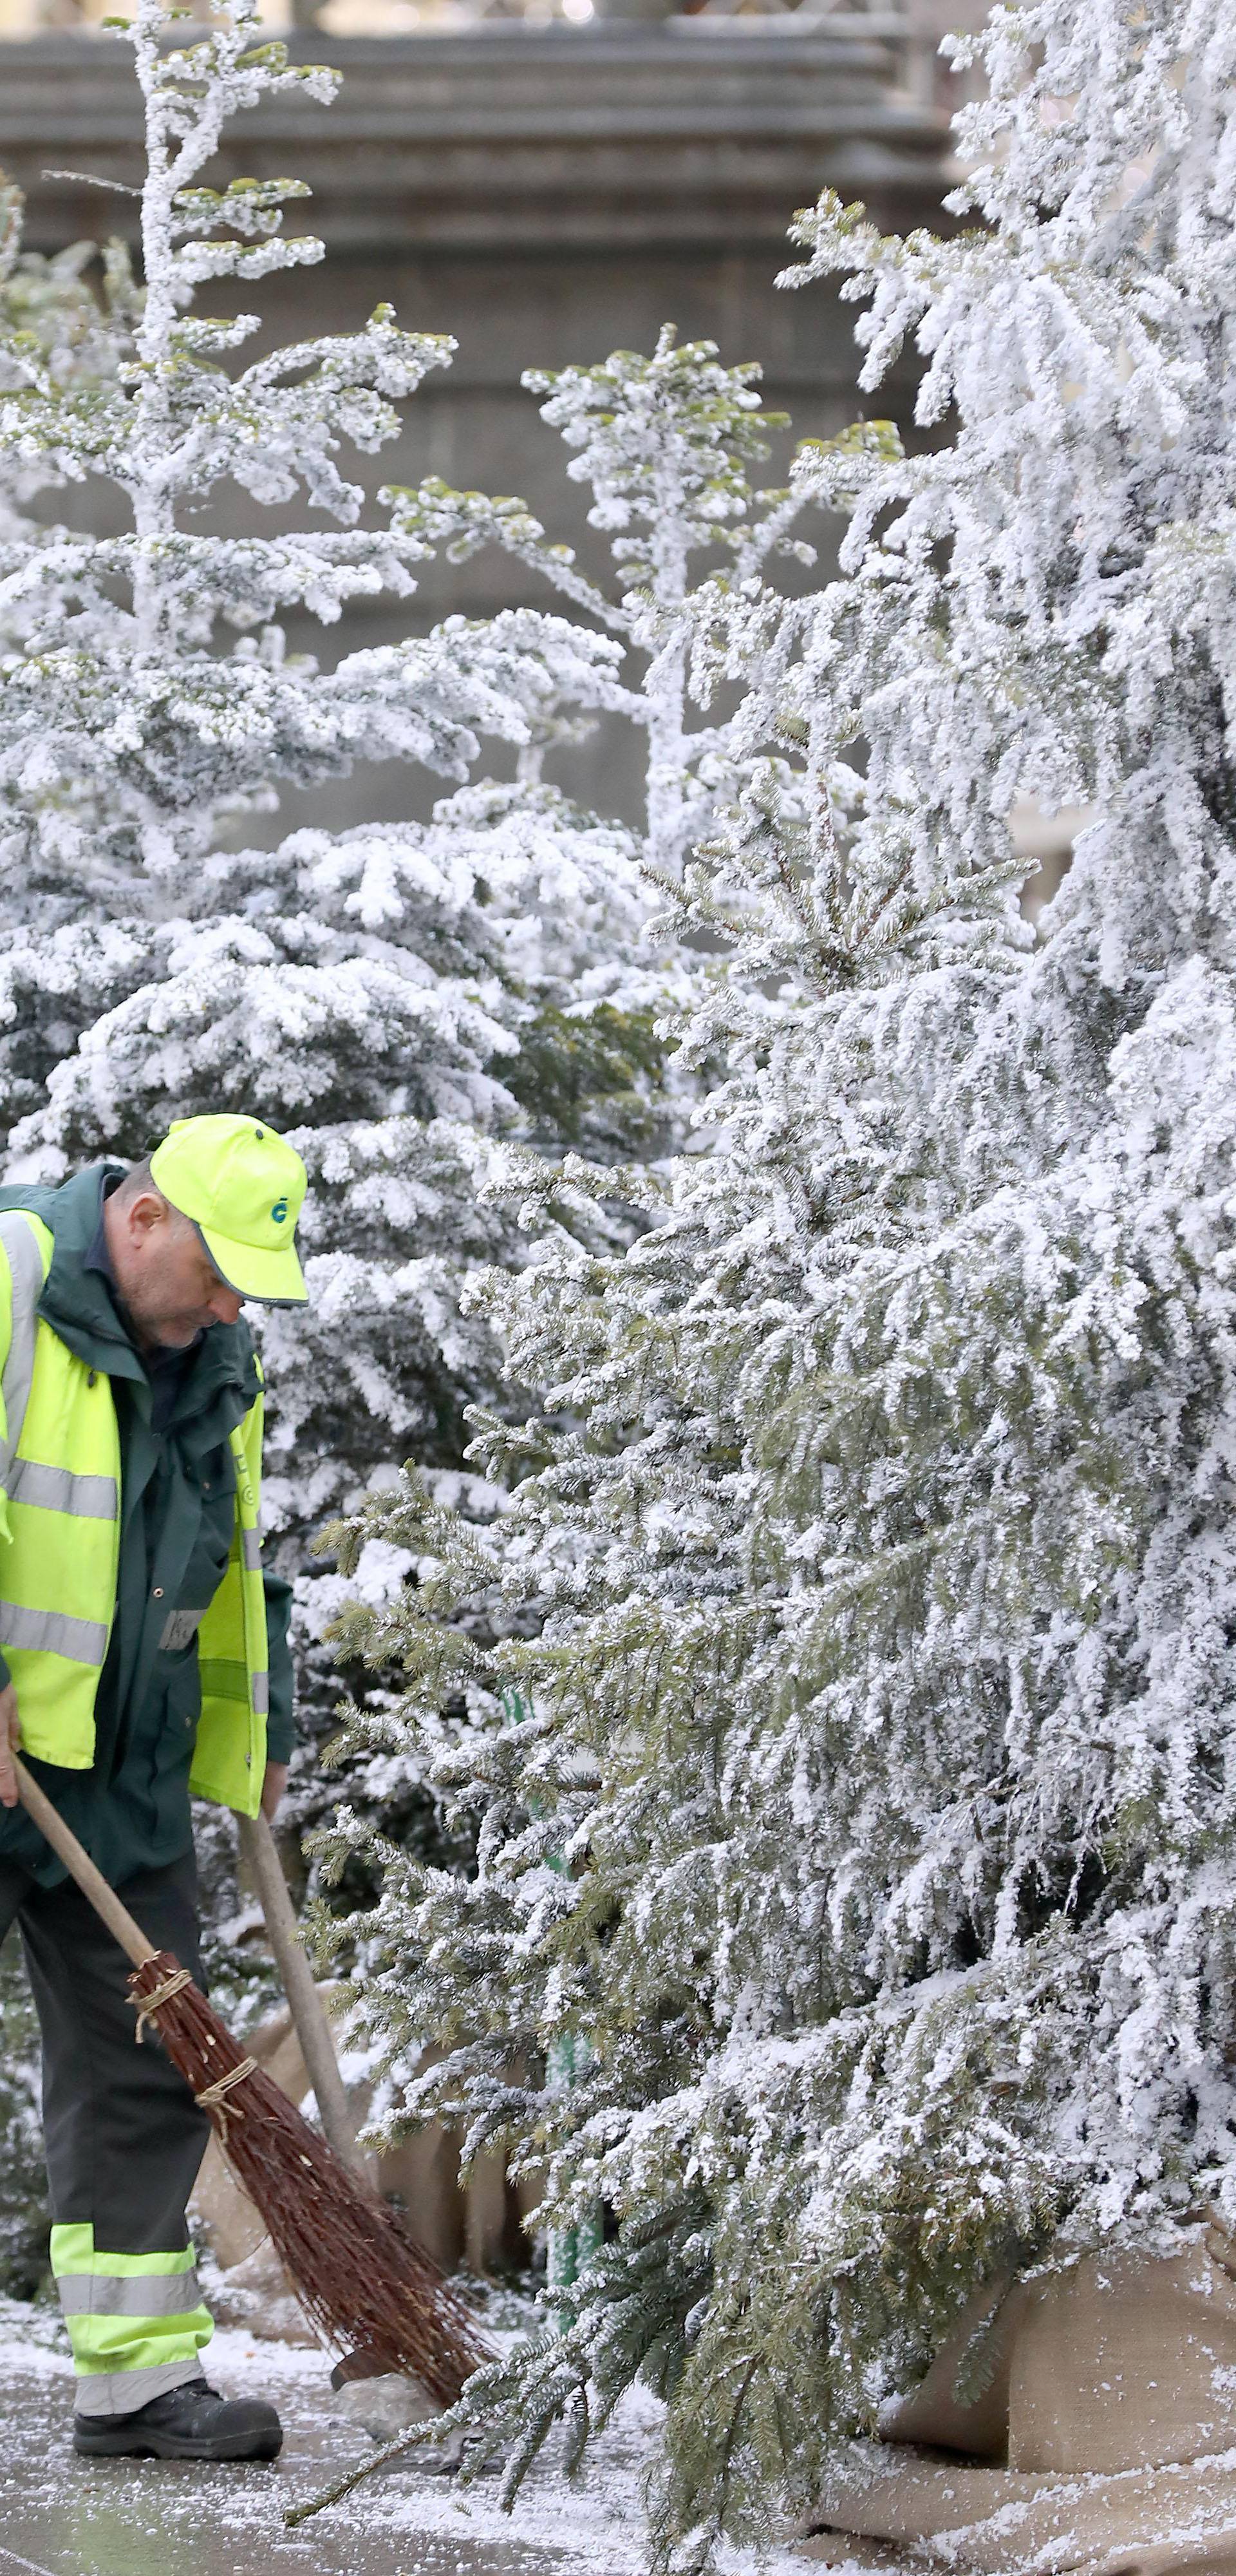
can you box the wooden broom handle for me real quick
[14,1756,158,1971]
[238,1808,364,2176]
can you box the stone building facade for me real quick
[0,24,953,820]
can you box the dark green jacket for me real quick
[0,1166,295,1889]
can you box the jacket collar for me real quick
[0,1166,259,1420]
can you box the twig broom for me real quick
[15,1756,490,2407]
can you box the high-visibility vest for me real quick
[0,1209,268,1817]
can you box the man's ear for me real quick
[127,1189,169,1242]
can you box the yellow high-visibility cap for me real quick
[150,1114,308,1307]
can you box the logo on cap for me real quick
[271,1198,288,1224]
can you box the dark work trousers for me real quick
[0,1848,216,2415]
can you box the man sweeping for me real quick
[0,1113,308,2463]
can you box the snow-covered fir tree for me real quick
[317,0,1236,2556]
[0,0,693,1899]
[0,199,147,2297]
[391,321,822,884]
[0,0,832,2307]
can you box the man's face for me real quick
[107,1190,244,1349]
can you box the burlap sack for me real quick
[191,1996,529,2281]
[801,2237,1236,2574]
[801,2458,1236,2573]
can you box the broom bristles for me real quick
[129,1949,489,2406]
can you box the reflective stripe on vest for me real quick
[51,2223,213,2407]
[8,1459,117,1518]
[0,1604,108,1664]
[189,1401,269,1816]
[0,1212,44,1498]
[0,1209,269,1815]
[0,1211,116,1761]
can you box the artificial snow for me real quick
[0,2311,829,2576]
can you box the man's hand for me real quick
[0,1682,21,1809]
[260,1759,287,1823]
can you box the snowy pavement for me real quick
[0,2318,829,2576]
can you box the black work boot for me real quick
[73,2372,283,2461]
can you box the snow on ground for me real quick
[0,2304,841,2576]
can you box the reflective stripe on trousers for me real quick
[51,2222,213,2416]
